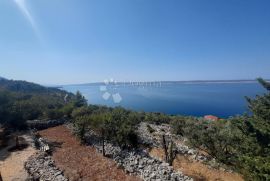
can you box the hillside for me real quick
[0,78,69,95]
[0,76,7,80]
[0,78,83,129]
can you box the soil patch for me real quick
[38,125,141,181]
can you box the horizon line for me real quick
[57,78,270,87]
[1,76,269,87]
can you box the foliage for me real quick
[171,78,270,180]
[172,117,241,164]
[171,116,196,136]
[74,91,88,108]
[0,79,86,130]
[72,106,139,149]
[71,106,94,119]
[257,77,270,91]
[74,117,87,144]
[236,78,270,180]
[144,112,171,124]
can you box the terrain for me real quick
[38,125,140,181]
[150,148,243,181]
[0,78,269,180]
[0,134,36,180]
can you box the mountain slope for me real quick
[0,79,77,129]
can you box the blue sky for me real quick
[0,0,270,85]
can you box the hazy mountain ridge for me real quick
[0,78,72,96]
[63,79,268,87]
[0,76,7,80]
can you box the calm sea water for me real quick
[62,82,266,118]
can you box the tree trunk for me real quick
[102,130,105,157]
[162,135,168,162]
[15,136,19,148]
[102,138,105,156]
[168,140,176,166]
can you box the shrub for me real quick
[171,78,270,180]
[74,117,88,144]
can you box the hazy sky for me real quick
[0,0,270,85]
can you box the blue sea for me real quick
[62,81,266,118]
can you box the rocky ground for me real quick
[25,152,67,181]
[84,130,193,181]
[137,122,209,162]
[138,122,244,181]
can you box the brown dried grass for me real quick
[38,125,140,181]
[149,148,244,181]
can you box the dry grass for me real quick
[149,148,244,181]
[39,125,141,181]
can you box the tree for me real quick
[88,113,111,156]
[244,78,270,153]
[109,108,138,148]
[72,107,139,151]
[257,77,270,91]
[236,78,270,180]
[181,118,241,164]
[74,117,87,144]
[74,91,87,108]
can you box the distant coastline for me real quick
[61,79,269,87]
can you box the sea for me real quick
[62,81,267,118]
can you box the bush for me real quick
[72,107,139,149]
[74,117,88,144]
[171,78,270,180]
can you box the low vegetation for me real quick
[171,78,270,180]
[73,107,140,150]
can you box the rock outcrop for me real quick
[137,122,209,162]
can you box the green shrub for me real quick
[171,78,270,180]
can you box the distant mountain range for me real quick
[1,76,268,87]
[0,78,73,96]
[0,76,7,80]
[63,79,269,87]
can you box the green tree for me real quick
[74,91,87,108]
[74,116,87,144]
[88,113,111,156]
[235,78,270,180]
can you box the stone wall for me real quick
[84,129,193,181]
[25,152,67,181]
[27,119,67,130]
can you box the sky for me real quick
[0,0,270,85]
